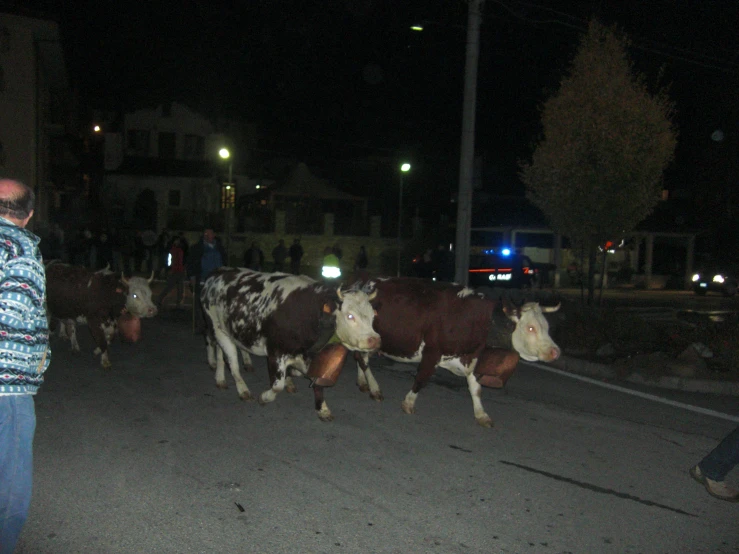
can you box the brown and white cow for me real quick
[46,263,158,369]
[353,277,560,427]
[201,268,380,421]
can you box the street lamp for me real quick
[219,148,234,262]
[397,162,411,277]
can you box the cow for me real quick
[352,277,560,427]
[201,267,381,421]
[46,263,158,369]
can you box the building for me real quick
[0,10,70,229]
[101,102,247,231]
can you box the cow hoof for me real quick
[358,384,370,393]
[476,416,494,428]
[285,382,297,394]
[93,347,101,355]
[208,363,216,372]
[71,346,80,354]
[401,401,415,415]
[102,363,112,371]
[244,364,255,373]
[318,412,334,422]
[216,381,228,390]
[239,391,254,401]
[370,391,384,402]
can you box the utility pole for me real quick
[454,0,483,286]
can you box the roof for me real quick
[269,163,364,201]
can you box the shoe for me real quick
[690,465,739,502]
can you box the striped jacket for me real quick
[0,217,50,394]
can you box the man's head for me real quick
[204,228,215,243]
[0,179,34,228]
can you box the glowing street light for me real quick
[397,163,411,277]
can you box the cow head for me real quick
[332,286,380,352]
[503,299,560,362]
[121,273,158,318]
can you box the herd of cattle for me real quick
[44,262,561,427]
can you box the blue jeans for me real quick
[0,395,36,553]
[699,426,739,481]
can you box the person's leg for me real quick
[175,273,184,306]
[156,275,176,307]
[699,427,739,481]
[691,426,739,501]
[0,395,36,552]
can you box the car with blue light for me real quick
[467,248,536,289]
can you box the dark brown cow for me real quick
[46,263,158,369]
[354,277,560,427]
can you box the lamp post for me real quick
[397,162,411,277]
[219,148,233,262]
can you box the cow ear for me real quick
[323,303,332,314]
[336,286,344,301]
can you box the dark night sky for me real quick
[14,1,739,205]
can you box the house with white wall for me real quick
[101,102,244,231]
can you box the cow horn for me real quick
[542,302,561,313]
[121,275,129,286]
[336,285,344,301]
[368,289,377,301]
[148,271,154,283]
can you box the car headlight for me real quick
[713,274,725,284]
[691,273,700,282]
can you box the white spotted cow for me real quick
[201,267,380,421]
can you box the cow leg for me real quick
[354,351,383,401]
[401,352,439,415]
[312,385,333,422]
[259,355,290,405]
[213,328,252,400]
[206,333,217,371]
[87,318,111,370]
[65,320,80,353]
[465,369,492,428]
[241,349,254,372]
[102,319,117,345]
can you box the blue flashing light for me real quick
[501,248,511,256]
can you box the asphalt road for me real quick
[16,306,738,554]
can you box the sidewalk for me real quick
[551,355,739,397]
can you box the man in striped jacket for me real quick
[0,178,50,552]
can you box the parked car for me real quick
[468,251,536,289]
[692,267,738,296]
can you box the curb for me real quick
[550,356,739,397]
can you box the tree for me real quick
[520,20,677,304]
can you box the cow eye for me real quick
[347,313,355,320]
[132,293,138,299]
[528,326,535,332]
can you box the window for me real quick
[183,134,204,160]
[168,190,181,207]
[126,129,150,156]
[158,132,176,159]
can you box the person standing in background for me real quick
[271,239,288,272]
[0,179,51,552]
[187,228,226,333]
[156,237,186,310]
[289,237,303,275]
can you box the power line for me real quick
[488,0,739,76]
